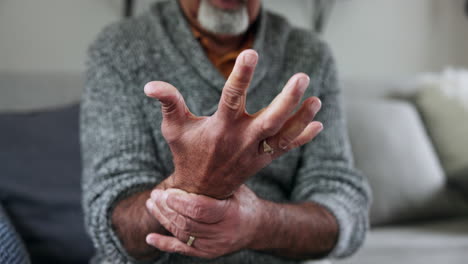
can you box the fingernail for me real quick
[317,122,324,132]
[310,99,321,115]
[144,83,155,94]
[278,139,288,150]
[146,199,154,210]
[297,76,310,94]
[146,235,153,244]
[243,52,257,66]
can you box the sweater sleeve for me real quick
[290,44,372,259]
[80,34,168,263]
[0,204,30,264]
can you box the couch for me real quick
[336,80,468,264]
[1,73,467,263]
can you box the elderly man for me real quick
[80,0,371,263]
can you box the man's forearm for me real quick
[249,200,338,259]
[110,173,232,261]
[111,184,169,261]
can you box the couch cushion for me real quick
[336,218,468,264]
[345,99,468,225]
[0,104,94,263]
[413,86,468,193]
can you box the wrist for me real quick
[158,173,235,199]
[157,173,203,193]
[155,176,174,190]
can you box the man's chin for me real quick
[198,0,249,36]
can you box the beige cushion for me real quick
[413,86,468,185]
[346,99,468,225]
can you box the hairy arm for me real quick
[145,186,338,260]
[111,189,165,260]
[111,179,176,260]
[251,200,338,259]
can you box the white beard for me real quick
[197,0,249,36]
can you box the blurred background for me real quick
[1,0,468,263]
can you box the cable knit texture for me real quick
[0,204,30,264]
[80,1,371,263]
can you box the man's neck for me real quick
[194,24,248,56]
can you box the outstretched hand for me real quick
[145,49,322,199]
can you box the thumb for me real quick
[144,81,189,125]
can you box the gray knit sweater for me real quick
[0,204,30,264]
[80,1,371,263]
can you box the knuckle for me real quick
[189,203,204,220]
[222,86,244,112]
[162,126,182,144]
[260,119,278,136]
[172,227,184,240]
[300,114,312,126]
[182,220,192,233]
[232,69,251,86]
[167,218,178,232]
[303,105,316,121]
[205,125,225,142]
[161,93,182,116]
[279,133,295,146]
[288,139,301,150]
[174,214,190,232]
[286,88,303,102]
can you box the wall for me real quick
[325,0,468,80]
[1,0,468,80]
[265,0,468,80]
[0,0,122,74]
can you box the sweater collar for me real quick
[154,0,276,94]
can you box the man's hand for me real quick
[145,185,339,260]
[145,185,263,259]
[145,49,323,199]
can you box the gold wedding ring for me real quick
[187,235,196,247]
[262,140,274,154]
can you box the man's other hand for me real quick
[145,185,263,259]
[144,49,323,199]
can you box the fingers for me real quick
[153,189,229,224]
[254,73,310,138]
[147,190,226,238]
[284,121,323,150]
[217,49,258,119]
[270,97,322,150]
[145,196,178,236]
[144,81,190,125]
[146,196,203,242]
[146,233,210,258]
[259,121,323,157]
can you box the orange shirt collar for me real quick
[191,26,254,79]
